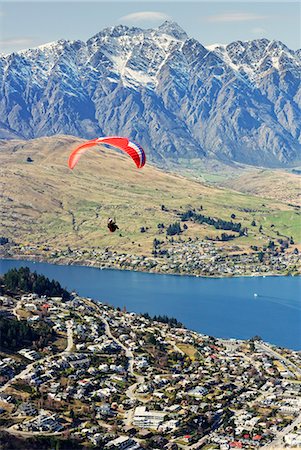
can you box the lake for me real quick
[1,259,300,350]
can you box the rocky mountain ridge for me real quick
[0,21,300,166]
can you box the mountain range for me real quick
[0,21,300,167]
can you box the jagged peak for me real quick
[266,39,291,54]
[88,24,144,43]
[157,21,188,40]
[222,38,295,57]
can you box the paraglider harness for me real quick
[107,218,119,233]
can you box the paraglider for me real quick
[107,218,119,233]
[68,136,146,170]
[68,137,146,233]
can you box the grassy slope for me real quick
[1,136,300,257]
[220,168,301,205]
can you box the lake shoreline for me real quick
[0,252,296,280]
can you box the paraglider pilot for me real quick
[107,218,119,233]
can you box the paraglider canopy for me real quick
[68,136,146,170]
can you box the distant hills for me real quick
[0,21,300,167]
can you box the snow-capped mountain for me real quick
[0,21,300,166]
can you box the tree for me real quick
[258,251,264,262]
[153,238,161,248]
[231,213,236,219]
[259,225,263,232]
[147,333,157,345]
[251,220,256,226]
[220,233,236,241]
[3,267,70,300]
[0,317,54,351]
[167,222,182,236]
[250,335,262,341]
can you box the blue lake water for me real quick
[1,259,300,350]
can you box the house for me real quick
[18,349,40,361]
[284,433,301,447]
[24,303,37,311]
[133,406,166,430]
[105,436,141,450]
[188,385,208,397]
[89,433,103,446]
[159,419,179,432]
[96,403,115,418]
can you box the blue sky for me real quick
[0,1,300,54]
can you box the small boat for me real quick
[254,293,258,297]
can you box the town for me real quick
[0,270,301,449]
[1,236,300,279]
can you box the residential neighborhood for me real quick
[1,237,300,278]
[0,286,301,449]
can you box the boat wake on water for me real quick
[254,294,301,311]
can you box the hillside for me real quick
[220,168,301,205]
[0,136,300,264]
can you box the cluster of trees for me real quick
[206,233,236,242]
[180,210,245,234]
[152,238,168,256]
[166,222,182,236]
[153,238,163,249]
[0,434,83,450]
[0,237,9,245]
[142,312,184,328]
[3,267,70,300]
[0,317,54,351]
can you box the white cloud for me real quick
[119,11,171,23]
[207,12,266,23]
[0,37,34,47]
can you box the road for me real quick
[83,299,150,427]
[12,300,22,321]
[0,360,37,394]
[258,342,301,378]
[0,321,73,394]
[0,320,74,437]
[168,340,185,356]
[262,411,301,448]
[64,320,74,353]
[83,298,142,380]
[101,315,146,400]
[4,425,67,438]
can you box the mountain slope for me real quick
[0,136,299,257]
[0,22,300,166]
